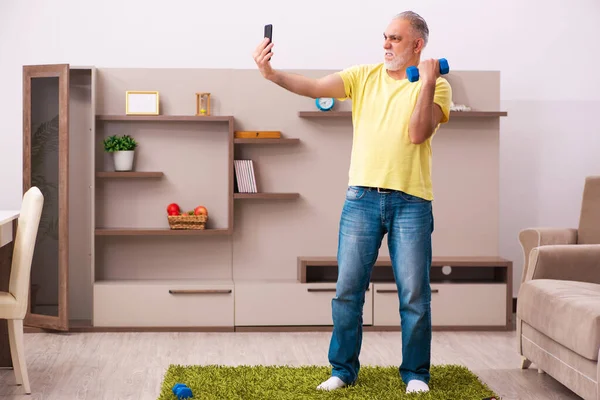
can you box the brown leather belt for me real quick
[362,186,394,193]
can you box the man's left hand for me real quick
[417,59,440,85]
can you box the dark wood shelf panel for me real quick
[234,193,300,200]
[298,255,511,267]
[298,111,507,118]
[96,115,234,122]
[298,256,512,284]
[95,228,230,236]
[96,171,164,178]
[234,138,300,144]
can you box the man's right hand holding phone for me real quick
[253,37,274,80]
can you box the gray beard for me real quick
[384,59,402,71]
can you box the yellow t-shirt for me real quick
[337,63,452,201]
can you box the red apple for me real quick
[194,205,208,217]
[167,203,180,215]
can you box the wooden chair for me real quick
[0,186,44,394]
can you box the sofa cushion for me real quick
[517,279,600,361]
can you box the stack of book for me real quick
[234,159,257,193]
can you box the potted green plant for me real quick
[103,134,138,171]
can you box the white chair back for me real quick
[9,186,44,319]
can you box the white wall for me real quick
[1,0,599,298]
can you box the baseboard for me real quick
[24,320,234,333]
[24,321,513,333]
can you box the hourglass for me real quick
[195,92,211,116]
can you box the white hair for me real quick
[394,11,429,47]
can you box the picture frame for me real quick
[126,91,160,115]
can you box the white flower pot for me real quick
[113,150,135,171]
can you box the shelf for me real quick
[298,256,512,283]
[96,171,164,178]
[297,111,507,118]
[450,111,508,117]
[94,279,235,286]
[95,228,230,236]
[234,193,300,200]
[298,111,350,118]
[234,138,300,144]
[96,115,234,122]
[298,255,511,266]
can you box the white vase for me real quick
[113,150,135,171]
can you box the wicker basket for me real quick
[167,214,207,230]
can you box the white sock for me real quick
[316,376,346,391]
[406,379,429,393]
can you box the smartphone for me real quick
[264,24,273,53]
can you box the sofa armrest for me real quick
[518,228,577,284]
[525,244,600,284]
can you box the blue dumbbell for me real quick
[172,383,193,399]
[406,58,450,82]
[176,387,193,399]
[172,383,186,394]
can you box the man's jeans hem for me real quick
[400,370,430,385]
[330,369,430,386]
[331,370,354,386]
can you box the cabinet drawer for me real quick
[93,281,234,327]
[373,283,506,327]
[235,281,373,326]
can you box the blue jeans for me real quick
[328,185,434,386]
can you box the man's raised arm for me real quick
[253,38,346,99]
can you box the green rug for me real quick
[158,364,499,399]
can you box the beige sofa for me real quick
[517,176,600,400]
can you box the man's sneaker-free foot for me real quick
[406,379,429,393]
[316,376,346,391]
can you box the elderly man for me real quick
[253,11,452,394]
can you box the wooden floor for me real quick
[0,329,582,399]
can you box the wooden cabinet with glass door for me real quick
[19,64,96,334]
